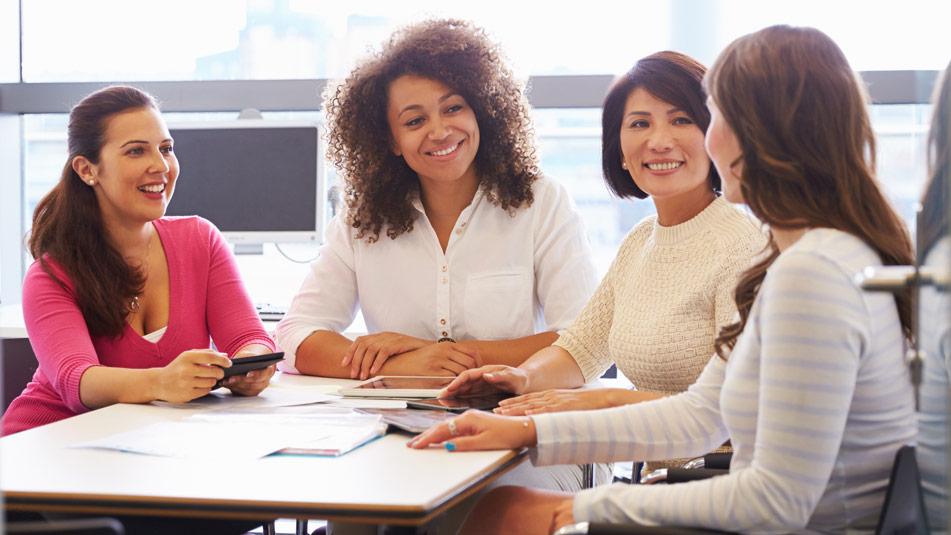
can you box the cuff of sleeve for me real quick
[572,487,599,523]
[274,324,315,374]
[528,413,568,466]
[553,332,605,383]
[62,361,97,414]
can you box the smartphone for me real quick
[406,394,512,413]
[214,352,284,388]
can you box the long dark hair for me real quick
[706,26,914,358]
[601,51,720,198]
[29,86,158,338]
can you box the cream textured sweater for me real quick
[555,196,766,393]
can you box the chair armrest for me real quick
[665,468,728,483]
[702,452,733,470]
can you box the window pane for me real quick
[0,0,18,82]
[21,0,950,82]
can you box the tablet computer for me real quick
[214,352,284,388]
[338,376,455,398]
[406,394,513,413]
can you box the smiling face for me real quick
[705,97,745,203]
[73,106,178,229]
[619,87,710,202]
[386,75,481,190]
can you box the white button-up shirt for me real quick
[276,177,597,373]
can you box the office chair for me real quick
[6,517,124,534]
[638,452,732,485]
[554,445,926,535]
[875,445,929,535]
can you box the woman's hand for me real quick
[440,365,531,398]
[153,349,230,403]
[494,388,617,416]
[550,497,576,534]
[379,342,482,377]
[342,332,431,379]
[406,410,537,451]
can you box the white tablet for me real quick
[338,376,454,398]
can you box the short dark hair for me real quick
[601,51,719,199]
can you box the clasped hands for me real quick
[340,332,482,379]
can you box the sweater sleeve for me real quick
[201,220,276,355]
[531,179,598,331]
[531,354,728,467]
[21,261,100,414]
[275,214,359,373]
[556,251,870,533]
[553,227,643,382]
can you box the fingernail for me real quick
[444,442,456,452]
[484,373,494,378]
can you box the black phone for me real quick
[214,352,284,388]
[406,394,512,413]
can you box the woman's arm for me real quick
[276,216,362,375]
[202,220,276,355]
[79,349,232,407]
[457,331,557,367]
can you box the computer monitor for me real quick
[165,120,323,244]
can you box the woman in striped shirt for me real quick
[409,25,916,534]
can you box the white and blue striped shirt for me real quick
[531,228,915,533]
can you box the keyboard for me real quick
[254,303,288,321]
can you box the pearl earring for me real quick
[87,180,95,186]
[621,162,628,170]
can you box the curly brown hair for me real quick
[324,18,540,242]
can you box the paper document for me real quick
[152,387,335,411]
[73,409,386,460]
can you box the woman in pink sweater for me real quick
[2,86,276,436]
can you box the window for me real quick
[21,0,950,82]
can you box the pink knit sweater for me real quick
[2,216,275,435]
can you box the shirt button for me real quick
[455,229,463,234]
[441,265,447,272]
[441,331,448,337]
[440,319,446,325]
[442,277,448,284]
[460,222,467,227]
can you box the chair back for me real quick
[876,445,929,534]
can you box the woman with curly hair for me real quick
[275,19,596,386]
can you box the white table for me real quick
[0,374,526,526]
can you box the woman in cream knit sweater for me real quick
[444,51,765,432]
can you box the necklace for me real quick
[129,230,154,313]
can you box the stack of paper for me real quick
[73,407,386,460]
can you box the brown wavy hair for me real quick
[323,18,539,241]
[602,51,720,198]
[29,86,157,338]
[707,26,914,358]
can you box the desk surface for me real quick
[0,374,526,525]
